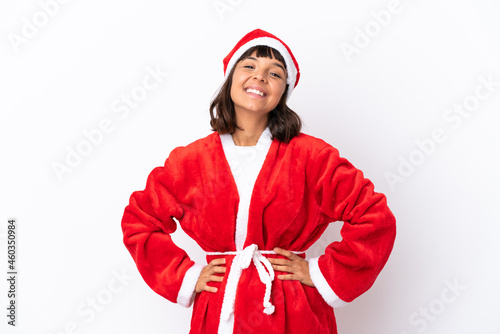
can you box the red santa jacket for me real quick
[121,130,396,334]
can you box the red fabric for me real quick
[121,131,396,333]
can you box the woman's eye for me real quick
[244,65,254,69]
[271,73,282,78]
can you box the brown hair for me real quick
[209,45,302,143]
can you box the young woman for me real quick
[121,29,396,334]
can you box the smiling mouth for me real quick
[245,88,267,97]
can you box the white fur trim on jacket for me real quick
[308,257,349,308]
[177,262,204,308]
[219,126,273,251]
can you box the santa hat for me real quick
[223,28,300,101]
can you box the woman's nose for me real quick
[253,69,266,82]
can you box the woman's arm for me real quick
[121,162,199,306]
[307,145,397,306]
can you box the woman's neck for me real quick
[231,115,268,146]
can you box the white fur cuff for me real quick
[308,257,349,308]
[177,262,204,308]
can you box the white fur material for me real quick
[215,127,273,333]
[176,262,204,308]
[308,257,349,308]
[219,126,273,251]
[224,36,298,101]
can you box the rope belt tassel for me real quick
[207,244,305,320]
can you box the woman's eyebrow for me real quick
[246,56,286,72]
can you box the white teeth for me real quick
[246,88,265,97]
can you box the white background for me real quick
[1,0,499,333]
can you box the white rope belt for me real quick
[207,244,305,320]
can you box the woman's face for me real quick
[230,50,287,117]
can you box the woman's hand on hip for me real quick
[268,248,315,288]
[195,258,226,293]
